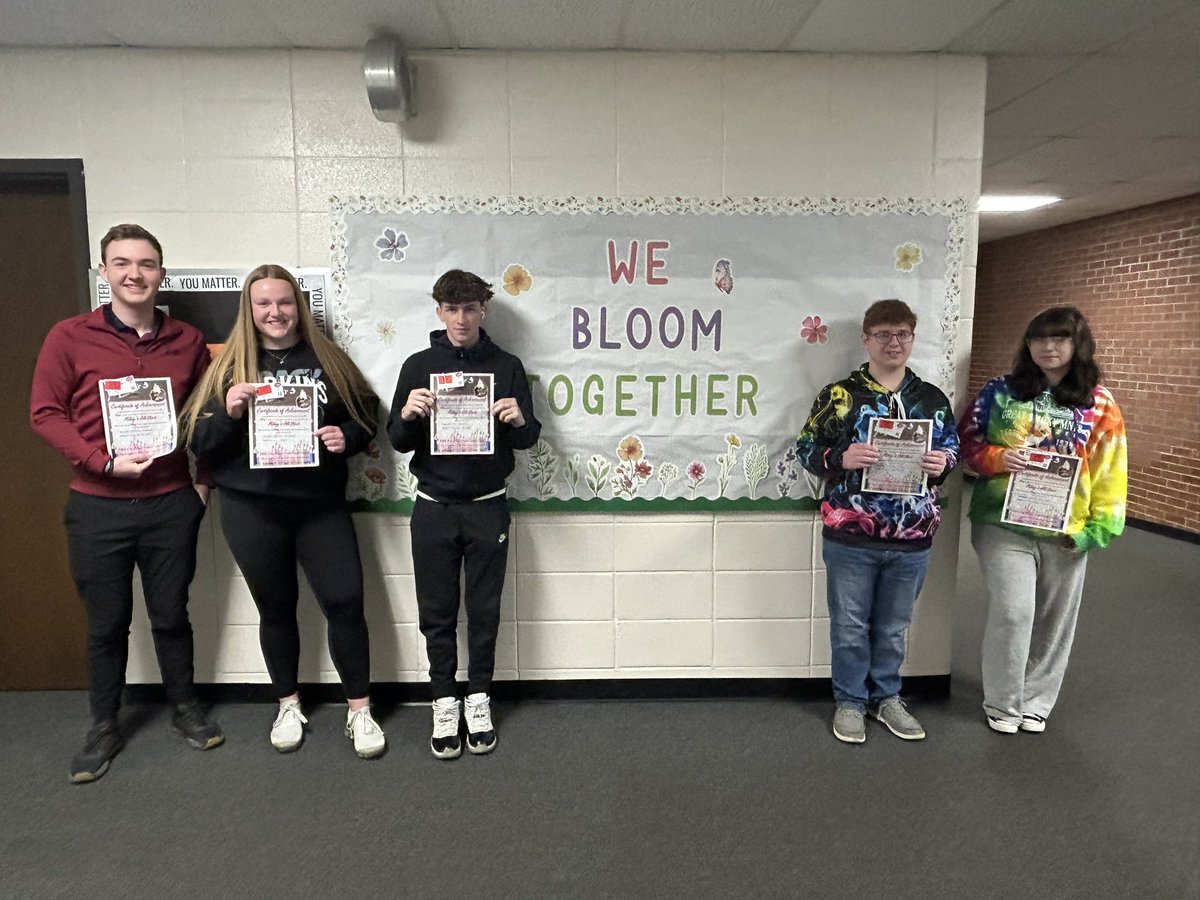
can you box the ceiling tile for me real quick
[983,56,1198,138]
[1101,4,1200,56]
[96,0,289,48]
[948,0,1189,54]
[984,55,1081,111]
[260,0,453,49]
[790,0,1001,52]
[0,0,119,45]
[624,0,819,51]
[438,0,623,50]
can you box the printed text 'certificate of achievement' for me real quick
[1001,450,1082,532]
[98,376,177,459]
[431,372,494,455]
[861,418,932,495]
[249,382,319,468]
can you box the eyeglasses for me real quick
[1028,335,1071,347]
[867,330,914,344]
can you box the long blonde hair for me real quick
[181,264,376,444]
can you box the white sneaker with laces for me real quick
[430,696,462,759]
[465,692,497,755]
[345,706,386,759]
[270,700,307,752]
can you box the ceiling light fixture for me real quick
[979,195,1062,212]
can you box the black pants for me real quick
[65,487,206,722]
[410,496,510,698]
[219,491,370,700]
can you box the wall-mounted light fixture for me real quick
[364,36,415,123]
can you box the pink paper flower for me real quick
[801,315,829,344]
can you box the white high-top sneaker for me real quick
[464,692,497,755]
[430,696,462,759]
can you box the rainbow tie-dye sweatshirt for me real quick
[958,376,1127,552]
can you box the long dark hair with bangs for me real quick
[1009,306,1101,408]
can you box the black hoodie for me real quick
[387,329,541,501]
[191,340,377,503]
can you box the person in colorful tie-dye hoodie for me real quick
[797,299,959,745]
[958,306,1127,736]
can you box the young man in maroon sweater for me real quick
[30,224,223,783]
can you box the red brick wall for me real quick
[970,193,1200,534]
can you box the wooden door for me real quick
[0,173,90,688]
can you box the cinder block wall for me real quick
[971,194,1200,534]
[1,48,985,685]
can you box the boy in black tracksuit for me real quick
[388,270,541,759]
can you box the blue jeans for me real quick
[822,539,930,712]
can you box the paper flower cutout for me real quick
[375,228,409,262]
[895,242,922,272]
[801,315,829,344]
[502,264,533,296]
[617,435,645,462]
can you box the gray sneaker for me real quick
[869,696,926,740]
[832,706,866,744]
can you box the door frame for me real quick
[0,158,90,311]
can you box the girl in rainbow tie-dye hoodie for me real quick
[959,306,1127,736]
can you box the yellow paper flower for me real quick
[617,435,644,462]
[502,263,533,296]
[376,320,396,345]
[725,433,742,449]
[895,243,922,272]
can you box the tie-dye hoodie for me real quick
[958,376,1126,552]
[797,364,959,550]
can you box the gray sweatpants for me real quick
[971,523,1089,725]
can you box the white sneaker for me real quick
[430,696,462,760]
[270,700,307,752]
[345,706,386,759]
[464,692,497,755]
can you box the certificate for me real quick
[98,375,177,459]
[861,417,931,495]
[1001,450,1082,533]
[430,372,494,455]
[249,382,319,468]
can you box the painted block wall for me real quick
[971,194,1200,535]
[0,48,985,685]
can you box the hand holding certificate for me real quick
[430,372,494,455]
[249,382,320,468]
[98,375,177,460]
[861,418,932,496]
[1001,449,1081,532]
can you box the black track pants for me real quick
[410,496,510,698]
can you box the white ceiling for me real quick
[3,0,1197,242]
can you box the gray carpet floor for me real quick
[1,523,1197,899]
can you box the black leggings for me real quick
[219,491,370,700]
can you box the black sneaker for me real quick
[70,721,125,784]
[172,703,225,750]
[430,697,462,760]
[464,692,498,755]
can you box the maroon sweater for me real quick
[30,305,210,499]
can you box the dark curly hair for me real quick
[1009,306,1101,408]
[432,269,494,306]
